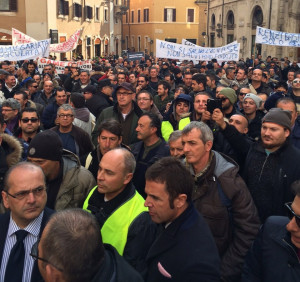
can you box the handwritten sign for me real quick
[0,40,50,61]
[256,26,300,47]
[37,58,92,74]
[156,39,240,62]
[12,28,81,53]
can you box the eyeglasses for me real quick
[137,97,150,101]
[32,85,38,88]
[219,97,228,102]
[293,79,300,84]
[285,202,300,228]
[116,92,133,96]
[5,186,46,200]
[30,240,63,272]
[21,118,39,123]
[58,114,74,118]
[239,92,247,96]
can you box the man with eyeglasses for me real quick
[243,180,300,281]
[0,162,54,282]
[136,90,162,120]
[14,108,41,161]
[290,77,300,113]
[236,87,251,111]
[50,104,94,165]
[35,209,143,282]
[92,82,143,146]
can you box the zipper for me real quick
[258,154,269,182]
[282,238,300,264]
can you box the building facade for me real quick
[0,0,123,60]
[207,0,300,61]
[122,0,208,57]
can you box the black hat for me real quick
[28,130,63,161]
[262,108,292,132]
[98,79,112,90]
[82,85,96,95]
[116,82,135,93]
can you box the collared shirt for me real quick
[0,211,44,282]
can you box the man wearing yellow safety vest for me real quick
[83,148,156,278]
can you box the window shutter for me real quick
[173,9,176,22]
[164,8,167,22]
[64,1,69,15]
[79,4,82,17]
[10,0,17,11]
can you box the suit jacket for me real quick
[0,207,54,282]
[146,204,220,282]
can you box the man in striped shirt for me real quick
[0,162,54,282]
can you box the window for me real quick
[58,0,69,15]
[73,3,82,18]
[104,8,108,22]
[186,39,196,44]
[211,14,215,30]
[138,10,140,23]
[187,9,194,23]
[164,8,176,22]
[125,12,128,23]
[131,10,134,23]
[227,34,234,44]
[0,0,17,11]
[227,11,234,30]
[165,38,177,43]
[85,5,93,20]
[143,8,149,22]
[95,7,99,21]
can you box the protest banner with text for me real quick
[37,58,92,74]
[156,39,240,61]
[255,26,300,47]
[0,40,50,61]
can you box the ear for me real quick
[244,127,249,134]
[45,264,64,282]
[205,140,213,152]
[2,191,10,209]
[123,172,133,185]
[285,129,290,138]
[174,194,187,209]
[118,136,122,146]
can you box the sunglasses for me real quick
[21,118,39,123]
[219,97,228,102]
[293,79,300,84]
[285,202,300,228]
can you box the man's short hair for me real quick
[192,73,207,87]
[79,69,90,76]
[57,104,75,116]
[140,112,162,138]
[194,92,212,100]
[275,81,288,91]
[216,68,223,76]
[137,90,153,101]
[98,119,122,138]
[138,74,149,82]
[41,209,105,282]
[182,121,214,144]
[4,162,45,192]
[14,90,28,100]
[158,80,171,91]
[21,107,40,119]
[276,97,297,113]
[145,157,193,208]
[168,130,182,143]
[70,92,85,109]
[25,79,37,88]
[2,98,21,112]
[111,148,136,174]
[225,67,235,75]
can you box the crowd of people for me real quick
[0,53,300,281]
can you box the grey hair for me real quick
[168,130,183,143]
[2,98,21,112]
[111,148,136,174]
[182,121,214,144]
[57,104,75,116]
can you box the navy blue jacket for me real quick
[42,101,59,129]
[243,216,300,282]
[146,203,221,282]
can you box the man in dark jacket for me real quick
[145,157,220,282]
[38,209,143,282]
[84,79,114,120]
[83,148,156,277]
[92,82,143,146]
[131,112,170,198]
[242,181,300,282]
[182,121,260,282]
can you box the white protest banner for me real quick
[12,28,82,53]
[37,58,92,74]
[0,40,50,61]
[49,29,81,53]
[156,39,240,61]
[255,26,300,47]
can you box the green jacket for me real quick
[92,101,143,146]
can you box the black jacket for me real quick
[92,244,144,282]
[242,216,300,282]
[86,92,113,119]
[146,203,221,282]
[243,140,300,222]
[0,208,55,282]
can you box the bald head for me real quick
[228,114,248,134]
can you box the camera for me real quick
[206,99,222,114]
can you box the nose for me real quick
[26,191,36,204]
[97,169,104,181]
[286,217,299,232]
[144,196,151,207]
